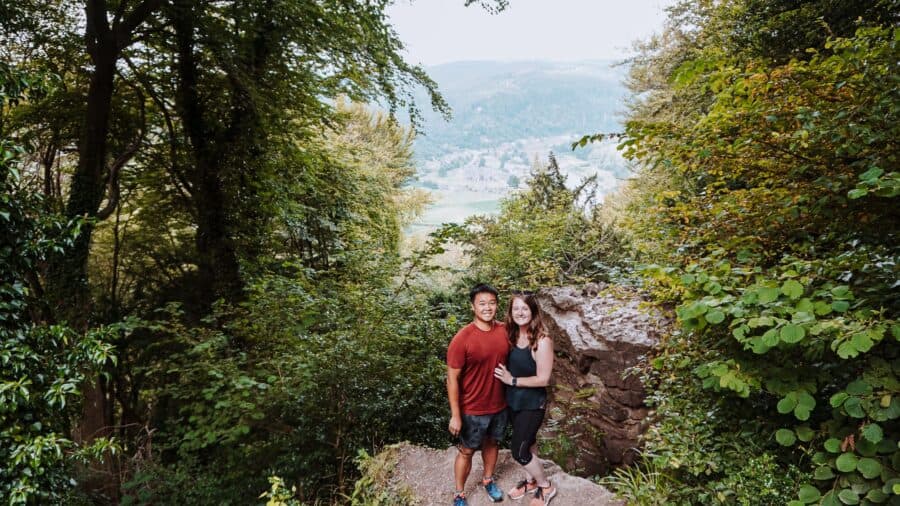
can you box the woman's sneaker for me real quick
[482,477,504,502]
[453,492,468,506]
[529,483,557,506]
[508,478,538,500]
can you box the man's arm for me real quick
[447,366,463,436]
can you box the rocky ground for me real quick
[387,443,624,506]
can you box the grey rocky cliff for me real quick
[537,284,669,475]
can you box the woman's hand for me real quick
[493,363,513,385]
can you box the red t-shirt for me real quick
[447,321,510,415]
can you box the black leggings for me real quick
[509,408,545,465]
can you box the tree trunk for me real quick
[46,0,161,498]
[173,0,243,309]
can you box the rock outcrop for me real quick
[377,442,623,505]
[537,284,669,475]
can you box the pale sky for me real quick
[387,0,676,65]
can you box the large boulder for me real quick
[373,442,624,505]
[537,284,669,475]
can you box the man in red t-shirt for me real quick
[447,284,510,505]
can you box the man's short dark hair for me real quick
[469,283,499,303]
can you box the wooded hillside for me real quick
[1,0,897,505]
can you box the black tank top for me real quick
[506,344,547,411]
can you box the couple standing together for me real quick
[447,284,557,506]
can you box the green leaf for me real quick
[846,380,872,395]
[856,438,877,457]
[758,287,781,304]
[847,188,868,199]
[832,300,850,312]
[821,491,841,506]
[837,340,858,359]
[796,425,815,442]
[748,316,775,328]
[763,328,780,346]
[860,167,884,181]
[857,457,882,479]
[865,488,888,503]
[750,337,771,354]
[703,281,722,294]
[780,324,806,343]
[814,301,833,315]
[830,392,849,407]
[824,438,842,453]
[843,397,865,418]
[796,298,814,312]
[850,332,873,353]
[814,466,835,480]
[798,484,821,503]
[861,423,883,444]
[797,392,816,411]
[837,488,859,505]
[835,452,858,472]
[781,279,804,299]
[776,428,796,446]
[705,310,725,324]
[778,393,798,414]
[831,286,851,298]
[792,311,815,324]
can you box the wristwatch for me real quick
[512,377,517,387]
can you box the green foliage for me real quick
[460,153,630,290]
[258,476,302,506]
[619,3,899,502]
[599,457,680,506]
[119,276,454,504]
[347,446,415,506]
[0,68,115,504]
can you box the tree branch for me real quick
[115,0,162,50]
[97,77,146,220]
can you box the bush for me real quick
[120,275,455,504]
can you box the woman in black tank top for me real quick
[493,292,557,505]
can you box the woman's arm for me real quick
[493,336,554,387]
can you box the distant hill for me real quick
[409,60,632,227]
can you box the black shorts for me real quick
[459,409,509,450]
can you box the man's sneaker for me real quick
[482,477,504,502]
[453,492,468,506]
[529,483,557,506]
[508,478,538,500]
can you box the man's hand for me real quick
[449,415,462,436]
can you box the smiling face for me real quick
[510,297,533,327]
[471,291,498,325]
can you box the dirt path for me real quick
[389,443,625,506]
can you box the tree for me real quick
[462,154,627,289]
[608,1,900,501]
[0,65,116,506]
